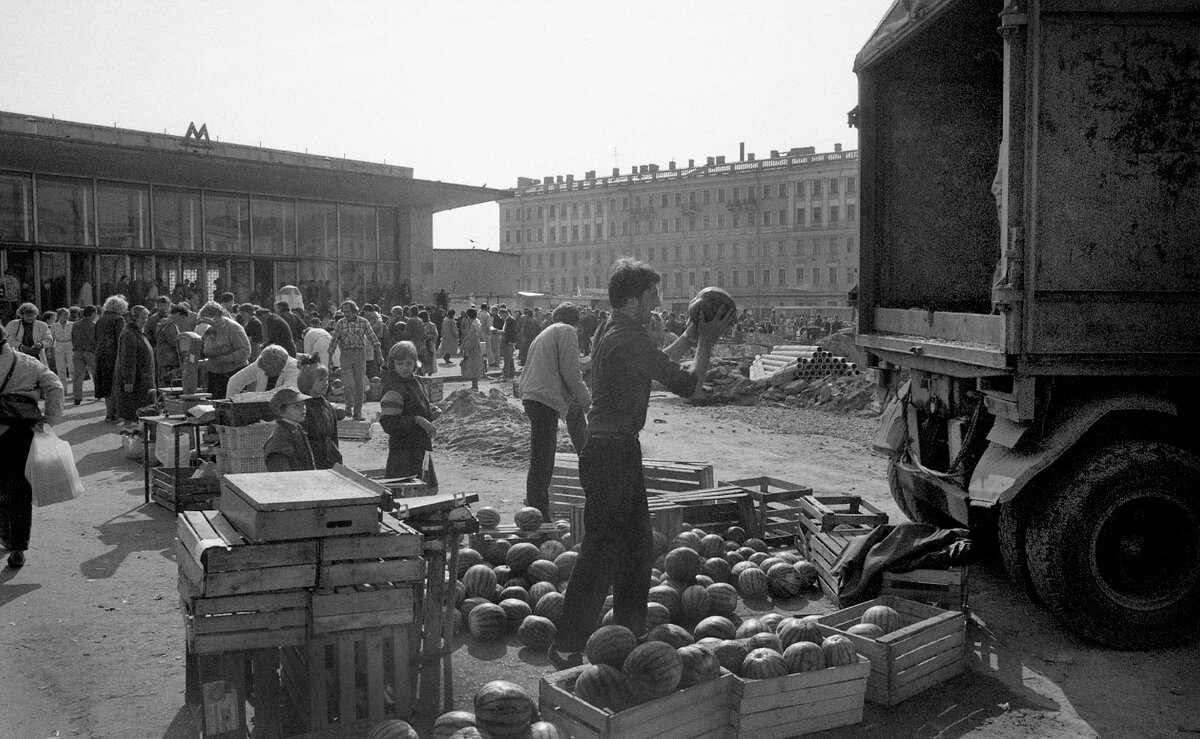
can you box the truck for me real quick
[853,0,1200,648]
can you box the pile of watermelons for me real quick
[365,680,559,739]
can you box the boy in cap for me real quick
[262,387,316,472]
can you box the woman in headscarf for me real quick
[196,301,250,399]
[94,295,128,423]
[114,305,155,425]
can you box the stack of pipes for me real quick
[750,344,859,383]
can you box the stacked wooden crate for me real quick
[179,466,425,737]
[798,494,888,605]
[470,522,562,549]
[722,476,812,546]
[548,453,714,520]
[656,486,757,534]
[151,466,220,512]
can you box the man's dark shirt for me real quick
[261,312,296,356]
[243,316,264,345]
[280,310,305,342]
[586,311,696,437]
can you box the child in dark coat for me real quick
[379,341,438,491]
[262,387,316,472]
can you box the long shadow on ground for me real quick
[79,503,177,579]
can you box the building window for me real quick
[675,272,683,291]
[516,230,522,243]
[762,211,771,226]
[847,204,856,221]
[830,206,839,223]
[702,270,710,284]
[795,208,804,226]
[538,227,544,241]
[583,202,590,217]
[779,183,788,198]
[583,224,591,239]
[847,176,857,193]
[674,245,681,261]
[703,190,711,204]
[762,270,770,286]
[688,191,697,207]
[747,270,755,286]
[661,218,669,232]
[688,244,696,260]
[548,229,556,243]
[812,207,822,224]
[812,269,820,286]
[688,219,696,231]
[830,179,840,194]
[847,236,856,253]
[732,187,740,203]
[762,184,771,199]
[732,214,740,228]
[795,181,805,197]
[732,271,740,287]
[661,193,669,207]
[608,223,616,237]
[648,220,655,234]
[571,225,579,240]
[620,222,628,235]
[153,187,200,252]
[688,271,696,288]
[717,214,726,228]
[717,271,725,287]
[250,197,296,256]
[732,244,740,259]
[778,209,787,225]
[829,267,838,285]
[537,254,544,268]
[778,268,786,286]
[717,188,726,203]
[647,246,655,260]
[95,181,150,252]
[674,217,682,231]
[674,193,682,206]
[703,215,710,229]
[702,244,710,259]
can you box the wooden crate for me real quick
[800,527,867,606]
[540,666,736,739]
[215,394,276,426]
[568,499,685,544]
[470,521,561,549]
[799,494,889,534]
[280,624,415,732]
[318,515,425,589]
[419,376,444,403]
[816,595,968,706]
[723,476,813,545]
[658,486,757,535]
[152,466,220,512]
[176,511,320,596]
[185,647,290,739]
[180,584,309,655]
[731,654,870,738]
[548,453,715,520]
[881,568,969,611]
[311,583,419,635]
[337,419,373,441]
[220,467,385,542]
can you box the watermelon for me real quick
[560,532,574,549]
[622,641,683,699]
[680,585,711,622]
[745,537,768,552]
[456,548,485,577]
[648,585,682,620]
[783,641,825,673]
[474,680,536,739]
[493,584,505,602]
[694,575,714,588]
[702,557,733,584]
[724,551,745,567]
[506,542,540,574]
[730,561,758,579]
[713,639,749,676]
[600,609,615,627]
[742,647,788,679]
[534,591,566,623]
[453,609,464,635]
[736,546,757,559]
[463,564,499,599]
[553,551,579,581]
[366,718,419,739]
[475,506,502,529]
[498,598,533,631]
[821,635,858,666]
[447,729,488,739]
[430,711,477,739]
[775,551,800,565]
[499,585,532,607]
[758,556,784,571]
[664,547,703,582]
[554,519,571,534]
[454,580,467,607]
[486,540,511,566]
[468,602,508,640]
[777,617,823,649]
[526,559,560,584]
[647,623,695,649]
[672,532,701,551]
[514,507,544,532]
[659,577,689,593]
[517,615,557,649]
[748,552,771,567]
[861,604,903,634]
[693,615,736,641]
[848,623,885,639]
[502,573,524,590]
[724,540,739,552]
[585,625,639,668]
[644,601,672,629]
[759,612,785,632]
[706,583,739,617]
[793,560,819,589]
[737,568,769,600]
[724,526,747,543]
[696,636,724,650]
[529,581,557,603]
[529,721,560,739]
[746,631,782,654]
[459,596,491,619]
[677,644,722,688]
[735,617,771,639]
[648,530,669,558]
[574,663,626,710]
[699,534,726,559]
[539,539,566,561]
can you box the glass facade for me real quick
[298,200,337,258]
[250,197,295,255]
[154,188,201,252]
[0,171,32,242]
[97,181,148,250]
[205,192,250,254]
[37,176,93,245]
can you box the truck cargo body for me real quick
[855,0,1200,648]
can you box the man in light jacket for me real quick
[518,302,591,519]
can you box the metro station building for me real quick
[0,112,504,316]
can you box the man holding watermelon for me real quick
[553,259,735,661]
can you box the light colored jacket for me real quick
[225,357,300,396]
[0,346,64,429]
[518,322,590,417]
[5,319,53,357]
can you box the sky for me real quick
[0,0,895,250]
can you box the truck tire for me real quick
[887,459,958,527]
[998,493,1042,605]
[1025,440,1200,649]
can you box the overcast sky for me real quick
[0,0,894,250]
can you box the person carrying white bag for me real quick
[0,321,67,569]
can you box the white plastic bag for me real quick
[25,427,84,506]
[156,420,195,466]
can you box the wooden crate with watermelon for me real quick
[548,453,716,520]
[657,486,758,535]
[880,568,970,611]
[730,652,871,738]
[568,499,685,545]
[279,623,416,733]
[723,476,813,546]
[539,665,737,739]
[816,595,968,706]
[469,521,562,549]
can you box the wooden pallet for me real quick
[799,494,888,533]
[881,568,969,611]
[548,453,715,520]
[280,623,416,732]
[568,499,685,544]
[731,654,870,738]
[723,476,813,545]
[540,666,736,739]
[816,595,968,706]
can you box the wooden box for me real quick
[337,419,373,441]
[318,514,425,589]
[731,654,870,738]
[215,392,276,426]
[220,467,384,542]
[180,585,309,655]
[280,624,415,731]
[152,466,220,512]
[659,486,756,535]
[176,510,320,597]
[540,666,736,739]
[311,583,418,635]
[724,476,813,544]
[816,595,968,706]
[548,453,715,520]
[800,527,867,606]
[799,494,888,534]
[881,568,969,611]
[568,499,684,545]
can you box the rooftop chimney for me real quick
[716,155,725,165]
[556,175,564,184]
[688,159,695,168]
[649,164,659,173]
[747,153,755,162]
[770,150,779,158]
[669,161,676,170]
[739,142,745,161]
[834,143,843,152]
[543,176,553,185]
[706,156,715,166]
[585,170,596,180]
[612,167,620,177]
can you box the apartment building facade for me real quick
[498,145,859,313]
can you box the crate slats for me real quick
[799,494,888,533]
[548,453,715,520]
[568,500,684,544]
[729,654,869,738]
[881,568,969,610]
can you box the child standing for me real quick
[379,341,439,491]
[262,387,316,472]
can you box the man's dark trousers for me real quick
[555,436,652,651]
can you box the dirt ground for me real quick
[1,373,1198,739]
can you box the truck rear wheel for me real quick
[1025,440,1200,649]
[997,495,1042,605]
